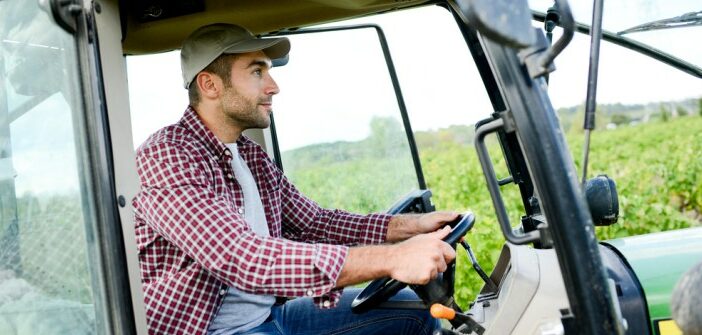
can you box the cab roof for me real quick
[122,0,430,54]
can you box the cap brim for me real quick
[222,37,290,60]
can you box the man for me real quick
[133,23,458,335]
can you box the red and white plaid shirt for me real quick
[133,107,392,335]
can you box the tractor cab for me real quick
[1,0,701,334]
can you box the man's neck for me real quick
[193,104,242,143]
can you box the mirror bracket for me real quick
[49,0,83,34]
[518,28,556,78]
[451,0,535,49]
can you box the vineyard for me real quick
[4,107,701,312]
[286,114,702,308]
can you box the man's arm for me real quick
[386,211,460,243]
[135,142,347,299]
[336,226,456,288]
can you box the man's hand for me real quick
[335,226,456,288]
[386,211,459,242]
[386,226,456,284]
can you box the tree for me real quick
[660,105,670,122]
[367,116,405,157]
[676,106,689,117]
[698,97,702,117]
[610,113,631,126]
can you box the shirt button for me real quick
[227,173,234,179]
[323,300,331,308]
[219,289,227,295]
[224,150,231,156]
[306,289,314,297]
[237,208,244,214]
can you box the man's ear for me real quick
[195,72,221,100]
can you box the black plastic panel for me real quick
[600,244,652,335]
[130,0,204,23]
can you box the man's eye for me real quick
[253,69,262,76]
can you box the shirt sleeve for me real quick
[135,141,348,299]
[277,172,393,246]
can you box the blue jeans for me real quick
[238,288,439,335]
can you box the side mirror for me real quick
[585,175,619,226]
[451,0,536,49]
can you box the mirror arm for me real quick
[518,0,575,79]
[538,0,575,71]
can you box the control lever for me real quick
[460,240,498,293]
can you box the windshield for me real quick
[529,0,702,68]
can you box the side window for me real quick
[544,30,702,237]
[126,5,494,215]
[0,1,108,333]
[272,28,418,213]
[271,6,494,213]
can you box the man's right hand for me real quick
[335,226,456,288]
[386,226,456,285]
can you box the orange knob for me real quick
[430,303,456,320]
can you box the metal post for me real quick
[581,0,604,186]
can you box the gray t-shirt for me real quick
[207,144,275,334]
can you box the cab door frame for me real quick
[71,0,146,333]
[267,24,428,190]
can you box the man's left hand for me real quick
[386,211,460,243]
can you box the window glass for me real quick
[272,28,418,213]
[0,1,105,333]
[305,6,496,214]
[537,26,702,239]
[541,26,702,111]
[126,5,496,215]
[271,6,495,213]
[529,0,702,68]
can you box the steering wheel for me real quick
[351,212,476,313]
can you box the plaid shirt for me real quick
[133,107,392,335]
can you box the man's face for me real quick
[220,50,279,130]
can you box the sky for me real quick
[127,3,702,151]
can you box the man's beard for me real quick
[221,86,271,130]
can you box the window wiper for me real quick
[618,11,702,35]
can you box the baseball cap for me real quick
[180,23,290,89]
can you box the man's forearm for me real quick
[335,226,456,288]
[385,211,459,243]
[335,245,393,288]
[385,214,420,242]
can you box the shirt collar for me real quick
[180,106,259,159]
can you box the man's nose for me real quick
[264,74,280,95]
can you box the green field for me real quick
[5,109,701,310]
[286,115,702,308]
[428,116,702,307]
